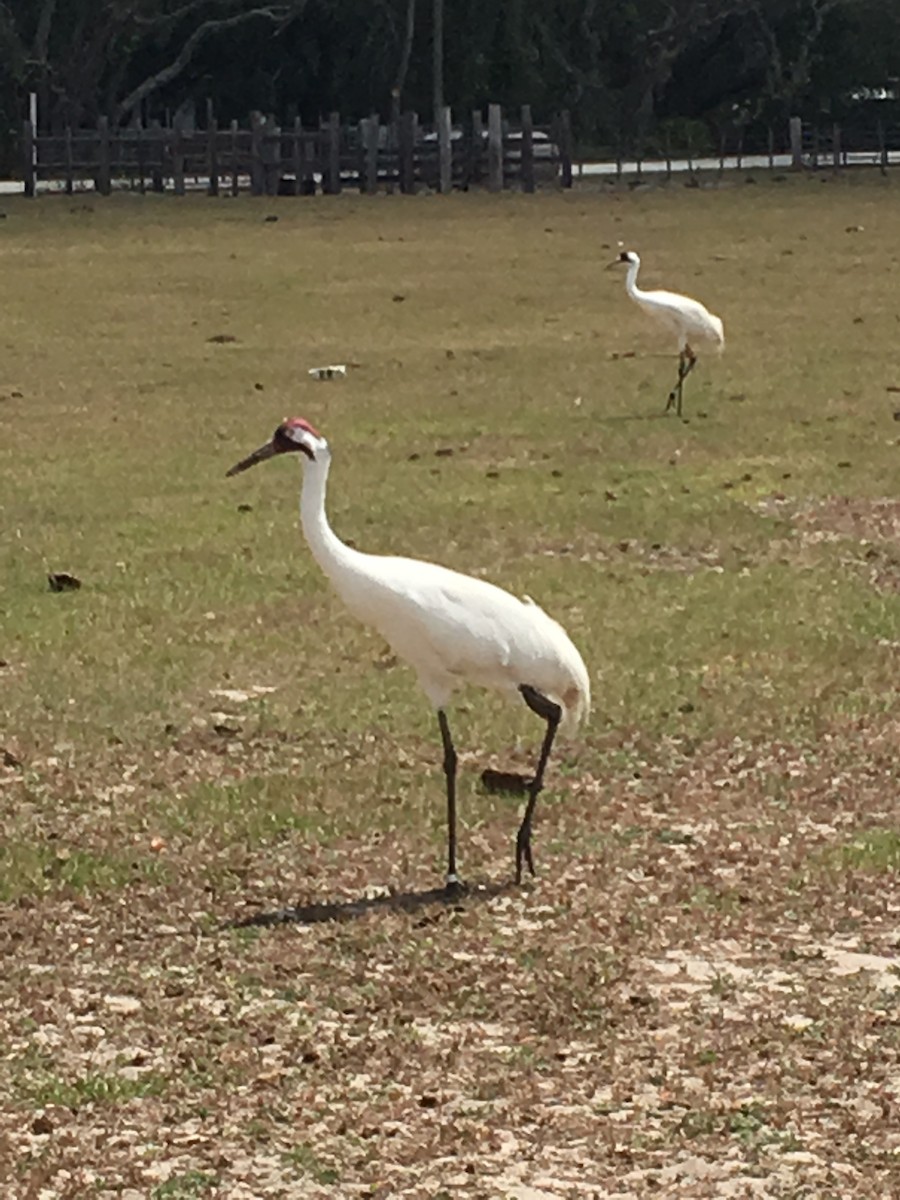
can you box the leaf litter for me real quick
[2,714,899,1198]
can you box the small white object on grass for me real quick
[609,250,724,417]
[308,365,347,380]
[209,686,277,704]
[226,417,591,891]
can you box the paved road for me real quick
[3,151,899,195]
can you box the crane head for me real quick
[226,417,324,477]
[607,249,638,269]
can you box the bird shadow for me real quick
[591,411,673,424]
[225,878,514,930]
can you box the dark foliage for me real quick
[1,0,899,170]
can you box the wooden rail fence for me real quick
[20,103,573,197]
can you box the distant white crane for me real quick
[227,417,591,892]
[611,250,724,417]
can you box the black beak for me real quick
[226,440,278,477]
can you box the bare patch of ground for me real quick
[2,717,898,1199]
[756,494,900,596]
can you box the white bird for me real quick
[227,417,590,892]
[611,250,724,417]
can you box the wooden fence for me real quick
[20,103,573,198]
[584,122,789,182]
[790,114,900,172]
[568,115,900,182]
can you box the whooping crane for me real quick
[611,250,724,417]
[226,417,590,892]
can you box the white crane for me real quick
[227,417,591,892]
[611,250,724,417]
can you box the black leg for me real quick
[667,348,697,417]
[515,685,562,884]
[437,710,463,892]
[677,349,697,416]
[666,350,686,414]
[665,352,682,413]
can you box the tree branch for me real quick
[114,5,288,123]
[533,12,608,101]
[133,0,229,26]
[751,0,844,106]
[393,0,416,102]
[33,0,56,63]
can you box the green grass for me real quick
[0,178,898,904]
[151,1173,219,1199]
[282,1142,341,1184]
[837,829,900,873]
[0,841,168,901]
[19,1069,166,1109]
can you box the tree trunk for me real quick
[394,0,416,107]
[433,0,444,124]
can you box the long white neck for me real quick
[298,445,360,583]
[624,255,643,301]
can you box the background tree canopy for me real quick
[1,0,899,160]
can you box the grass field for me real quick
[1,172,898,1198]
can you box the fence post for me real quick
[96,115,111,196]
[469,109,484,186]
[686,126,697,181]
[249,112,264,194]
[207,98,219,196]
[262,116,281,195]
[172,121,185,196]
[149,120,164,192]
[487,103,503,192]
[789,116,803,169]
[832,122,841,173]
[65,126,75,194]
[399,110,416,193]
[558,110,573,188]
[438,105,452,194]
[229,120,239,195]
[22,121,35,197]
[289,116,302,195]
[387,92,399,194]
[301,122,317,194]
[134,123,146,195]
[363,114,380,194]
[520,104,534,193]
[324,111,341,195]
[877,119,887,175]
[356,117,368,191]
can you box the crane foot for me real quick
[515,824,536,884]
[444,874,469,899]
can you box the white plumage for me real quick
[227,417,590,890]
[613,250,724,416]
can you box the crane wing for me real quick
[638,288,724,347]
[334,554,588,720]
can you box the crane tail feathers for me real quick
[559,680,590,734]
[521,595,590,734]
